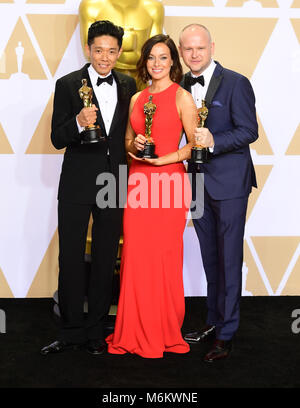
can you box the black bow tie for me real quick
[96,74,113,86]
[187,75,205,87]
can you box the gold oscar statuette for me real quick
[78,79,104,144]
[137,95,157,158]
[190,100,210,164]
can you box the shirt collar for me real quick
[191,59,216,85]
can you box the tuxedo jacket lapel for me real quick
[204,62,223,108]
[183,72,192,93]
[108,70,128,137]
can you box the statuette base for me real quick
[137,142,158,159]
[81,127,105,144]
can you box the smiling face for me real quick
[146,42,173,81]
[85,35,122,76]
[179,26,214,76]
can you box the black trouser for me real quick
[57,200,123,344]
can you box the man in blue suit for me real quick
[179,24,258,362]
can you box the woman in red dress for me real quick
[106,34,198,358]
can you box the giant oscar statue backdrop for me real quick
[79,0,164,88]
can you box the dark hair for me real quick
[137,34,183,84]
[87,20,124,49]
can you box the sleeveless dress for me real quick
[106,83,190,358]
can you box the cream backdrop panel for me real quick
[0,0,299,298]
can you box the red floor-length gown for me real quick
[106,83,191,358]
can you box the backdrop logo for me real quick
[0,309,6,334]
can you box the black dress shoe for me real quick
[40,340,82,356]
[184,325,216,343]
[86,340,106,355]
[204,339,232,363]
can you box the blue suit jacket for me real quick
[181,61,258,200]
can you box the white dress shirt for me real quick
[87,65,118,135]
[191,59,216,109]
[191,59,216,152]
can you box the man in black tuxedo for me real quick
[41,20,137,355]
[179,24,258,362]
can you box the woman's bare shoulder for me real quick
[176,86,195,104]
[176,86,197,112]
[131,91,142,102]
[129,91,143,111]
